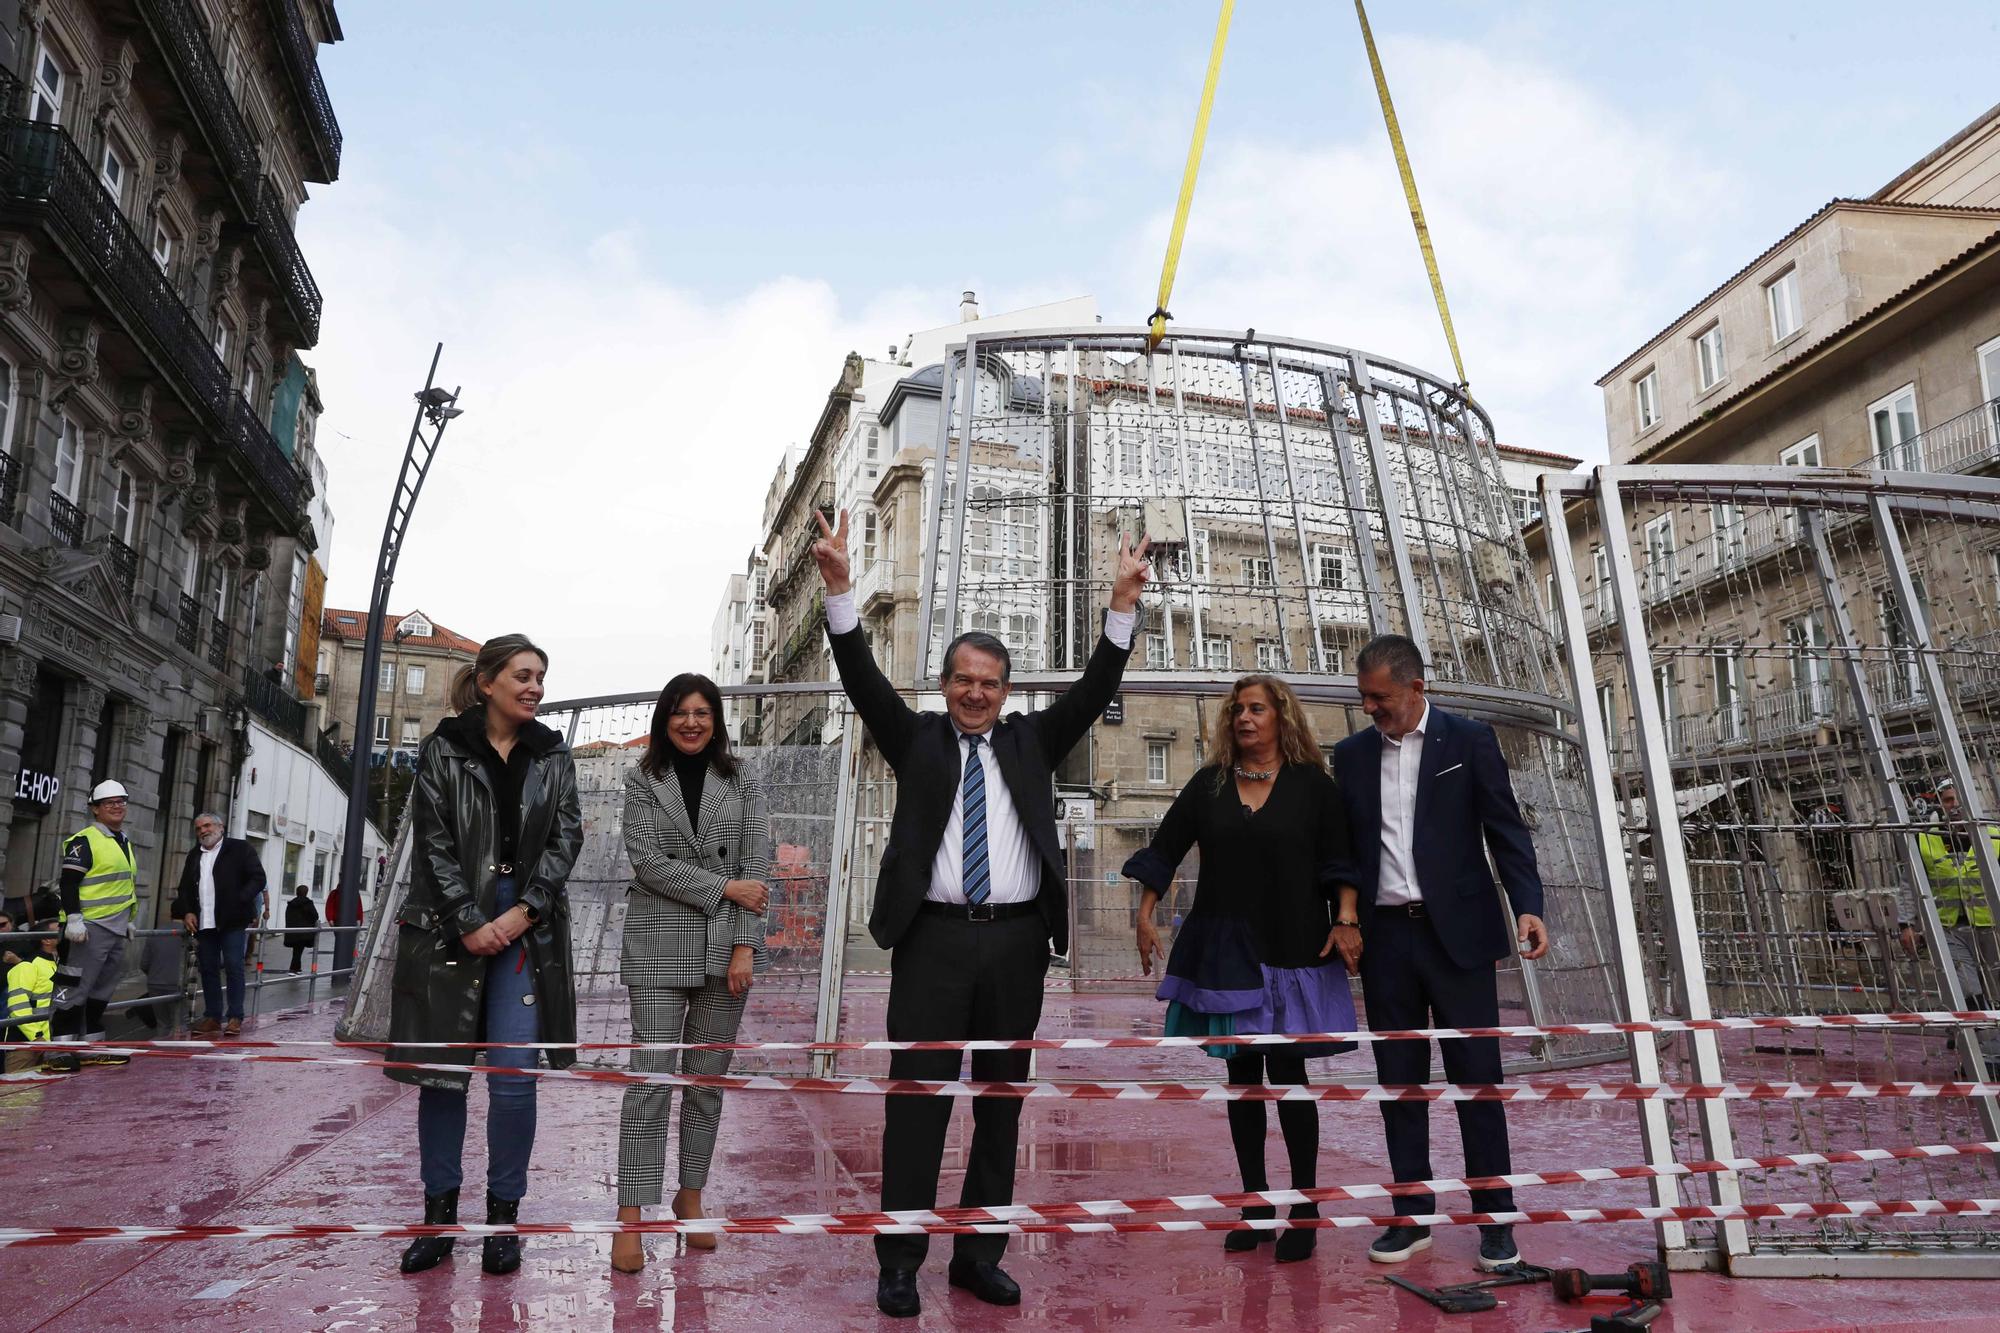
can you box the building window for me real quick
[405,664,426,695]
[1713,651,1743,741]
[1642,513,1677,596]
[1244,556,1273,587]
[1867,384,1921,470]
[860,509,877,565]
[152,218,177,273]
[110,469,134,542]
[53,416,82,501]
[1653,663,1677,753]
[399,612,433,637]
[1634,369,1660,432]
[378,661,395,692]
[182,543,200,593]
[1313,544,1350,590]
[1979,334,2000,418]
[99,139,127,202]
[1144,633,1168,669]
[1781,434,1822,468]
[401,718,422,747]
[1197,635,1232,670]
[1597,683,1617,749]
[374,715,390,745]
[241,361,260,410]
[1146,740,1169,785]
[1695,322,1725,391]
[213,317,232,366]
[0,351,15,456]
[1510,487,1540,527]
[1316,624,1345,673]
[1255,639,1285,671]
[29,48,64,124]
[1766,268,1802,343]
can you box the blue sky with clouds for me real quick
[302,1,2000,693]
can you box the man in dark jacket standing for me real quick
[1331,634,1550,1273]
[812,508,1149,1318]
[284,886,319,972]
[171,812,267,1036]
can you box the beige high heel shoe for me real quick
[610,1206,645,1273]
[675,1188,717,1251]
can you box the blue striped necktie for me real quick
[961,733,990,905]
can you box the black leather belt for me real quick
[1386,902,1427,918]
[920,900,1040,923]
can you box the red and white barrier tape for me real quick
[10,1007,2000,1056]
[4,1198,1998,1247]
[21,1043,2000,1102]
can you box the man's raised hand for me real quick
[812,507,852,595]
[1110,532,1152,613]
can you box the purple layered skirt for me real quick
[1155,913,1357,1059]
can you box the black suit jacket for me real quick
[828,623,1132,953]
[170,837,268,932]
[1330,706,1545,970]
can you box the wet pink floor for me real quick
[2,983,1997,1332]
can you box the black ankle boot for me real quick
[1275,1204,1318,1263]
[482,1193,522,1274]
[399,1188,459,1274]
[1224,1204,1277,1252]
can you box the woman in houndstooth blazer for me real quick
[610,672,770,1273]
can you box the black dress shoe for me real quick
[947,1257,1022,1306]
[876,1267,920,1318]
[1275,1205,1318,1263]
[399,1188,459,1274]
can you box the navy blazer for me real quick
[1329,705,1545,970]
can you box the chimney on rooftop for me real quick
[959,290,979,322]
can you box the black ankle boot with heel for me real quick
[483,1193,522,1274]
[1275,1203,1318,1262]
[398,1188,459,1274]
[1224,1204,1277,1253]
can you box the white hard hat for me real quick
[89,780,128,803]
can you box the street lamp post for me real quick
[332,345,463,978]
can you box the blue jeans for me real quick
[417,877,540,1201]
[196,927,248,1022]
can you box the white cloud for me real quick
[1108,35,1741,462]
[300,168,939,700]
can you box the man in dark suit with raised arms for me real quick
[1330,633,1550,1273]
[811,508,1149,1318]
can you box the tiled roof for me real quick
[321,607,482,654]
[1597,199,2000,386]
[1633,225,2000,462]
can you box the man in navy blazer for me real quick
[1330,634,1549,1272]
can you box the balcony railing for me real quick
[106,536,138,593]
[136,0,261,199]
[176,592,201,651]
[46,491,83,547]
[316,727,352,794]
[0,116,301,520]
[207,616,230,670]
[0,450,19,525]
[1868,398,2000,476]
[263,0,342,181]
[241,664,306,743]
[254,177,321,344]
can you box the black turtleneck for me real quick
[670,747,708,829]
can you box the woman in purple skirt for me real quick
[1127,673,1363,1264]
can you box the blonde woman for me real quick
[1127,674,1362,1264]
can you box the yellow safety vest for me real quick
[66,824,137,924]
[4,954,54,1042]
[1917,831,1996,929]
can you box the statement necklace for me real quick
[1234,764,1278,781]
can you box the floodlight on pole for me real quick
[332,343,463,978]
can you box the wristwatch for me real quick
[1336,917,1359,928]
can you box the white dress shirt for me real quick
[824,587,1137,906]
[197,842,222,930]
[1375,702,1431,907]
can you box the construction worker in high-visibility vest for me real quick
[2,890,63,1074]
[1912,780,2000,1015]
[55,780,140,1068]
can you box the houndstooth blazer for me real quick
[620,761,771,988]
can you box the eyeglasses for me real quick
[669,708,714,722]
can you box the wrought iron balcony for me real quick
[0,116,302,520]
[0,450,19,525]
[135,0,261,201]
[176,593,201,651]
[1867,397,2000,476]
[208,615,230,670]
[241,663,306,743]
[254,177,321,344]
[46,491,83,548]
[106,536,139,594]
[263,0,342,181]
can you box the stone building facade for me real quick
[317,606,480,763]
[0,0,341,925]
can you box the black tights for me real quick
[1225,1052,1318,1214]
